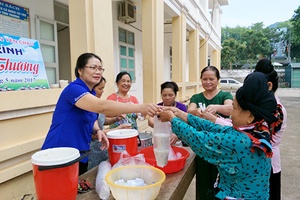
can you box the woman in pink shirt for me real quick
[106,71,140,130]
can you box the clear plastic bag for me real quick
[96,160,111,200]
[153,116,172,167]
[112,150,149,169]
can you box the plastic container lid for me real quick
[107,129,138,139]
[31,147,80,166]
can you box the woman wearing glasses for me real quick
[41,53,159,175]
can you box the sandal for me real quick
[78,179,93,193]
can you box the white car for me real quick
[220,78,243,90]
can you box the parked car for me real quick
[220,78,243,90]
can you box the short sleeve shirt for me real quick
[190,90,233,118]
[42,78,97,163]
[106,93,139,130]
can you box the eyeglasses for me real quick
[85,65,105,72]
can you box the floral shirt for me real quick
[107,93,139,130]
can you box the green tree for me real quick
[291,6,300,61]
[221,38,245,69]
[221,26,247,41]
[240,29,271,62]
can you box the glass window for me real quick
[119,28,126,43]
[128,48,134,57]
[120,46,127,56]
[128,71,135,81]
[40,21,54,41]
[36,16,58,85]
[118,28,135,82]
[46,67,57,84]
[41,44,55,63]
[127,31,134,45]
[120,58,127,68]
[128,59,134,68]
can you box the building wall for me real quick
[0,0,226,199]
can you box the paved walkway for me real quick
[183,88,300,200]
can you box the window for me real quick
[119,28,135,81]
[36,16,58,84]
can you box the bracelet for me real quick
[94,129,101,135]
[115,116,119,122]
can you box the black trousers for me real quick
[269,170,281,200]
[79,162,88,176]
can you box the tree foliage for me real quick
[221,38,246,69]
[221,23,281,68]
[221,5,300,66]
[291,5,300,61]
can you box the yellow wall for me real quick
[0,89,62,199]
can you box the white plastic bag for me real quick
[153,116,172,167]
[95,160,112,200]
[112,150,149,169]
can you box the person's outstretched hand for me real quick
[170,133,179,145]
[157,110,175,122]
[96,130,109,150]
[140,103,162,117]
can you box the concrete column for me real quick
[211,49,221,70]
[189,29,199,82]
[142,0,164,103]
[172,14,186,99]
[188,28,200,93]
[69,0,115,96]
[212,1,221,36]
[199,39,208,72]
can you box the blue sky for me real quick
[221,0,300,27]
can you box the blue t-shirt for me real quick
[171,114,271,199]
[42,78,97,163]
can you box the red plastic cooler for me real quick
[31,147,86,200]
[107,129,138,166]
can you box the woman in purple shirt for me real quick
[148,81,187,145]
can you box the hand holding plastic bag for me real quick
[153,116,172,167]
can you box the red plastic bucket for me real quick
[31,147,85,200]
[107,129,138,166]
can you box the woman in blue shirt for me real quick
[158,72,283,199]
[42,53,159,175]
